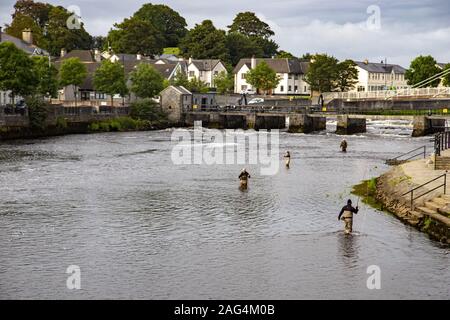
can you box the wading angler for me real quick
[171,122,280,175]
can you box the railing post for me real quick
[411,191,414,209]
[444,174,447,195]
[424,145,426,158]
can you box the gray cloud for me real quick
[0,0,449,66]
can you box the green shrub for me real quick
[56,116,68,129]
[26,97,48,130]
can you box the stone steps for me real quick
[425,201,442,211]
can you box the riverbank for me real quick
[353,156,450,244]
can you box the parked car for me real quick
[248,98,264,105]
[15,100,27,115]
[241,88,257,95]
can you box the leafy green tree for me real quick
[31,56,58,98]
[246,61,280,95]
[225,32,263,66]
[443,64,450,87]
[93,60,129,107]
[133,3,187,47]
[252,37,279,58]
[130,98,167,122]
[300,53,313,61]
[187,77,209,93]
[171,69,189,87]
[59,57,87,106]
[0,42,38,104]
[276,50,295,59]
[179,20,229,62]
[305,54,339,93]
[335,59,359,92]
[4,14,45,46]
[405,55,441,87]
[214,71,234,94]
[228,12,274,39]
[130,63,165,99]
[107,17,164,56]
[11,0,52,28]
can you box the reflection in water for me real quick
[0,123,449,299]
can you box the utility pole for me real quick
[384,58,387,90]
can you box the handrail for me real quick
[386,146,426,165]
[401,173,446,209]
[434,131,450,156]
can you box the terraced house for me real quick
[233,57,310,95]
[352,59,408,92]
[187,58,228,88]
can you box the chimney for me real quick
[94,49,101,62]
[364,59,369,65]
[251,55,256,69]
[22,28,33,44]
[60,48,66,58]
[188,57,192,64]
[136,53,142,60]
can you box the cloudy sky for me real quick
[1,0,449,66]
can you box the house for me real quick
[352,60,408,92]
[187,58,228,88]
[55,50,183,105]
[160,85,192,123]
[233,57,310,95]
[0,27,49,105]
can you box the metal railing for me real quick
[386,146,427,165]
[434,131,450,156]
[402,174,447,209]
[322,87,450,101]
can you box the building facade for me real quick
[352,60,408,92]
[233,57,310,95]
[187,59,227,88]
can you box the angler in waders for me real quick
[340,139,348,152]
[338,199,359,234]
[239,168,251,190]
[284,151,291,168]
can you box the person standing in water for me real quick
[239,168,251,189]
[340,139,348,152]
[338,199,359,234]
[284,151,291,168]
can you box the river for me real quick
[0,119,449,299]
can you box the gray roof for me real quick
[354,61,406,74]
[0,32,48,56]
[191,59,222,71]
[162,85,192,95]
[233,58,309,74]
[437,62,449,69]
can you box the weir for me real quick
[336,115,366,135]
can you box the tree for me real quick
[228,12,274,39]
[405,55,441,87]
[252,37,279,58]
[179,20,229,62]
[300,53,313,61]
[335,59,359,92]
[93,60,128,107]
[130,63,164,99]
[246,61,280,95]
[276,50,295,59]
[11,0,52,28]
[186,77,209,93]
[31,56,58,98]
[107,17,164,56]
[4,13,45,46]
[225,32,263,66]
[171,69,189,87]
[305,54,339,93]
[443,64,450,87]
[59,57,87,106]
[0,42,38,104]
[214,71,234,94]
[133,3,187,48]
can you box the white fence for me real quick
[323,87,450,101]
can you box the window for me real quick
[288,85,292,92]
[95,93,105,99]
[304,86,307,92]
[214,71,218,75]
[189,71,195,77]
[241,73,247,79]
[288,74,292,79]
[280,86,284,92]
[241,85,247,90]
[357,86,365,92]
[294,85,298,92]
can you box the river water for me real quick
[0,119,449,299]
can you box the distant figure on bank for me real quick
[239,168,251,189]
[340,139,348,152]
[338,199,359,235]
[284,151,291,168]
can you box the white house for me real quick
[352,60,408,92]
[187,58,228,87]
[233,57,310,95]
[0,27,49,105]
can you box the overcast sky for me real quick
[1,0,449,66]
